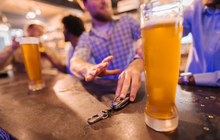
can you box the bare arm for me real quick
[42,52,67,73]
[0,37,19,69]
[70,55,120,81]
[42,46,67,73]
[135,38,143,59]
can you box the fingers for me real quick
[119,71,131,99]
[102,55,113,63]
[115,73,125,98]
[86,68,100,81]
[115,71,141,102]
[99,69,120,77]
[86,62,108,81]
[86,56,114,81]
[130,73,141,102]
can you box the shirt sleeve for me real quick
[126,14,141,41]
[72,33,92,63]
[194,71,220,87]
[182,3,195,37]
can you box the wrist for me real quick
[79,63,93,79]
[11,45,17,51]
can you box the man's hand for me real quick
[178,75,196,85]
[85,56,120,81]
[115,58,143,102]
[11,37,20,50]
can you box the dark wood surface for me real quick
[0,72,220,140]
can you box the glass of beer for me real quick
[20,37,45,91]
[140,0,183,132]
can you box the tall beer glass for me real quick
[140,0,183,132]
[20,37,45,91]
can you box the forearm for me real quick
[128,58,144,72]
[0,45,14,69]
[70,57,94,79]
[45,53,67,73]
[178,71,220,87]
[194,71,220,87]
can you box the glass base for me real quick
[29,82,45,91]
[145,113,178,132]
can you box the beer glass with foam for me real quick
[20,37,45,91]
[140,0,183,131]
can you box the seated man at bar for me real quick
[0,21,66,73]
[70,0,144,101]
[178,0,220,86]
[62,15,85,75]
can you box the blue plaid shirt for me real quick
[73,14,141,79]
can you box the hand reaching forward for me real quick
[11,37,20,50]
[85,56,120,81]
[115,58,143,102]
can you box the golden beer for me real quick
[141,1,183,130]
[20,37,45,91]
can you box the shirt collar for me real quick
[89,20,114,39]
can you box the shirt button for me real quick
[217,31,220,34]
[209,48,213,52]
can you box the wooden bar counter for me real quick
[0,72,220,140]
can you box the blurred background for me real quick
[0,0,195,72]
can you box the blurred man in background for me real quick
[135,0,220,87]
[62,15,85,75]
[178,0,220,86]
[70,0,144,101]
[0,21,66,73]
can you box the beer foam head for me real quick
[20,37,39,45]
[141,17,183,28]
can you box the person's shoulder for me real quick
[184,0,204,13]
[119,13,134,20]
[78,32,90,42]
[184,0,204,21]
[116,13,139,25]
[76,32,92,47]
